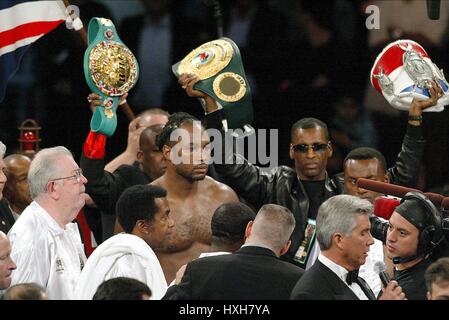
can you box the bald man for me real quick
[105,108,169,173]
[0,231,16,291]
[81,124,168,242]
[3,154,32,219]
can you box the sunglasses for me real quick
[292,143,329,153]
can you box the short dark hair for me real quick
[116,184,167,233]
[93,277,152,300]
[290,117,329,141]
[425,257,449,292]
[1,283,47,300]
[344,147,387,172]
[211,202,256,245]
[155,112,200,151]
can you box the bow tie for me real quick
[346,269,360,285]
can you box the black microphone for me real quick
[427,0,441,20]
[374,261,390,287]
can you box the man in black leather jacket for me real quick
[178,73,440,267]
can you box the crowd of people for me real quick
[1,0,449,301]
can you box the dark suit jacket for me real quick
[0,199,15,234]
[163,246,304,300]
[290,260,360,300]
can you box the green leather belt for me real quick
[172,37,253,129]
[83,17,139,136]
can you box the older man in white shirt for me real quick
[8,146,88,300]
[75,184,173,300]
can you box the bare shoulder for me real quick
[150,175,164,187]
[202,176,239,201]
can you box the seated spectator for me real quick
[93,277,151,300]
[328,96,377,175]
[74,184,173,300]
[425,257,449,300]
[2,283,47,300]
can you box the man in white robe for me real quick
[8,147,88,300]
[75,184,173,300]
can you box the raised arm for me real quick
[388,80,443,187]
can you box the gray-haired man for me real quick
[291,195,405,300]
[8,146,88,299]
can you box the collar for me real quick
[242,242,273,251]
[31,201,65,236]
[318,253,351,284]
[7,204,20,221]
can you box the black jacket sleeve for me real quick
[162,265,193,300]
[80,154,129,216]
[387,124,425,188]
[204,109,277,209]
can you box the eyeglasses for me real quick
[49,168,84,183]
[292,143,329,153]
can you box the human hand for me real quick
[409,80,443,117]
[125,116,145,156]
[86,92,128,113]
[178,73,206,98]
[378,280,406,300]
[178,73,219,113]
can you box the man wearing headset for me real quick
[385,192,445,300]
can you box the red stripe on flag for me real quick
[0,20,64,49]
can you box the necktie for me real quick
[346,269,376,300]
[346,269,359,285]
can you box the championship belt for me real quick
[371,39,449,112]
[83,18,139,136]
[172,37,253,129]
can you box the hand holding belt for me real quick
[172,38,253,129]
[83,18,139,137]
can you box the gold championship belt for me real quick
[84,18,139,136]
[173,38,253,128]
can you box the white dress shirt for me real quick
[8,201,86,300]
[318,254,369,300]
[74,233,167,300]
